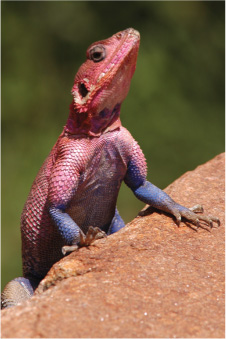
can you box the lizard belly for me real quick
[66,141,128,233]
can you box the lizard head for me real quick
[66,28,140,136]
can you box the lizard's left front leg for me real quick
[132,181,220,228]
[124,141,220,229]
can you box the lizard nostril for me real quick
[116,32,122,39]
[78,82,89,98]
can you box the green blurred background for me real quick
[2,1,224,289]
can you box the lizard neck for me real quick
[64,102,122,137]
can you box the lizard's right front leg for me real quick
[49,206,81,246]
[61,207,124,254]
[49,206,106,255]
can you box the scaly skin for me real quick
[1,28,220,309]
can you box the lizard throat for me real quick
[64,103,122,137]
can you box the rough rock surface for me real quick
[1,153,225,338]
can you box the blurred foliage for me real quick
[2,1,224,288]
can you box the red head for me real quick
[66,28,140,136]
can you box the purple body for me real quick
[21,126,146,279]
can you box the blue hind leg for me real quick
[108,208,125,235]
[1,276,40,309]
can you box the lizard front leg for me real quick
[124,141,220,229]
[56,207,125,255]
[62,208,125,254]
[49,206,106,255]
[133,181,220,228]
[62,226,107,255]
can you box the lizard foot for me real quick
[79,226,107,246]
[174,204,220,229]
[62,226,107,255]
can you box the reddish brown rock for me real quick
[1,153,225,338]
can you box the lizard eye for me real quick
[89,45,106,62]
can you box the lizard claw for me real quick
[62,244,79,255]
[179,204,220,229]
[175,214,182,226]
[79,226,107,246]
[189,204,204,213]
[62,226,106,255]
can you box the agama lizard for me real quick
[1,28,220,309]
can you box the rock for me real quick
[1,153,224,338]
